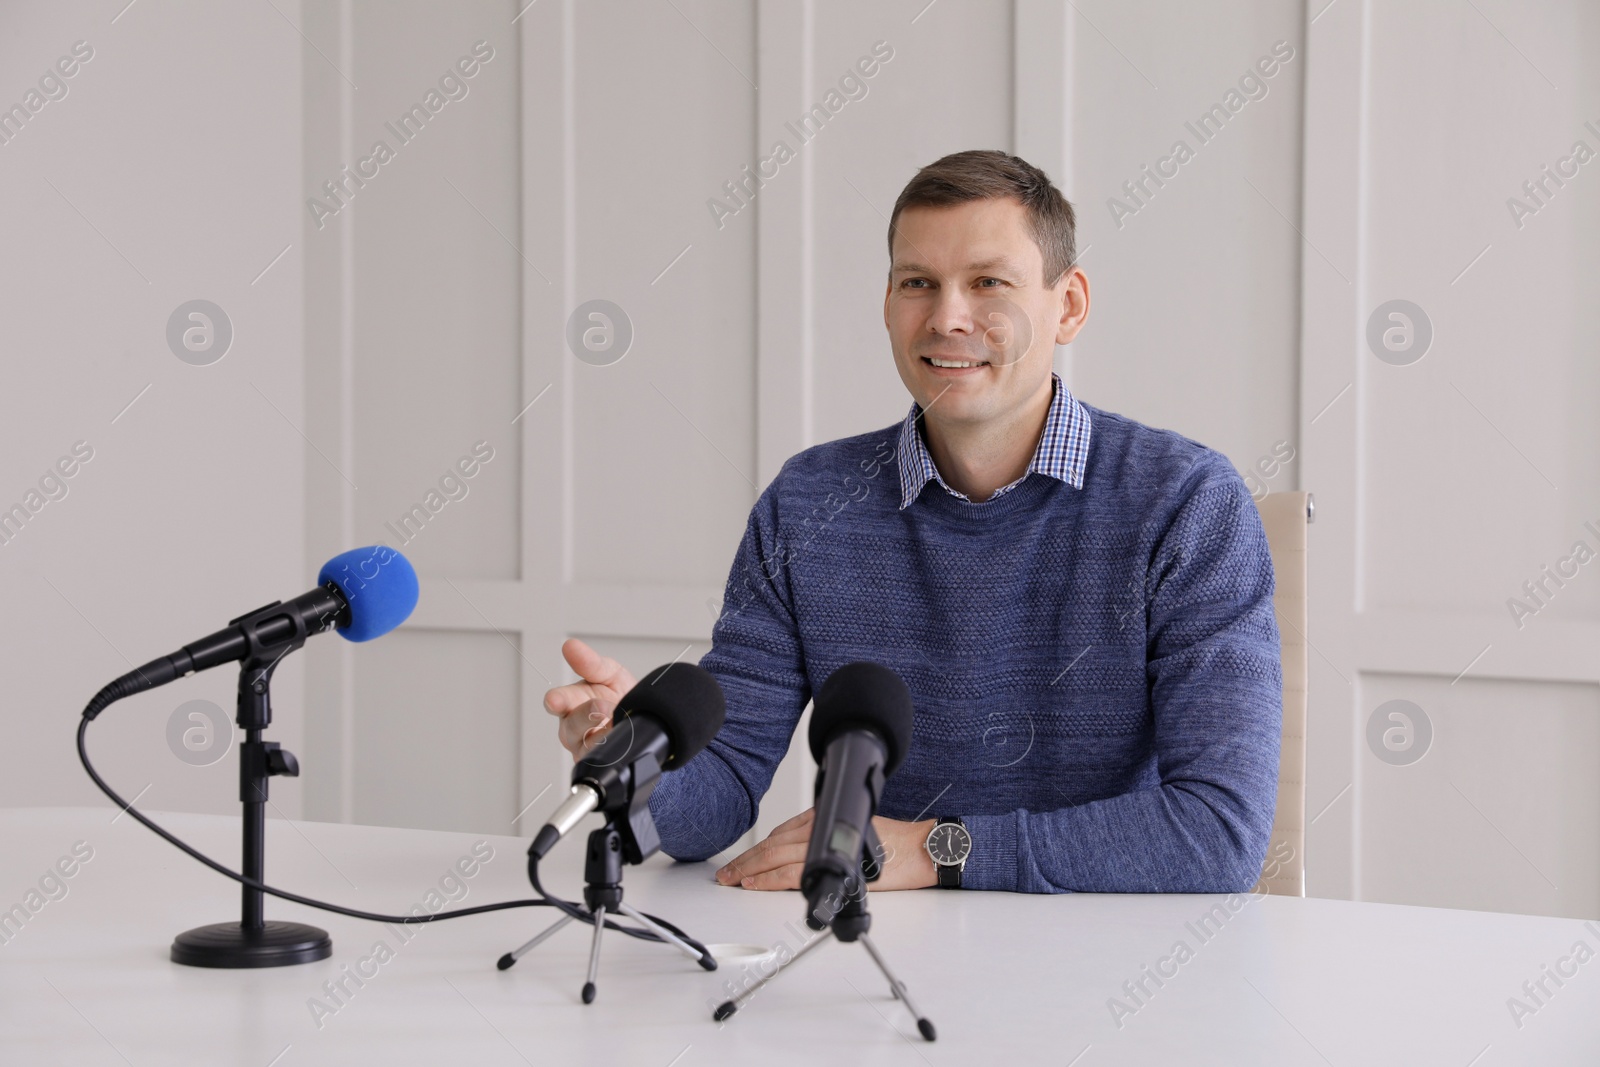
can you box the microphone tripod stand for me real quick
[497,814,716,1003]
[712,830,936,1041]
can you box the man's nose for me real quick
[926,291,975,336]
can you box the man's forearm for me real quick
[647,747,758,862]
[962,754,1279,894]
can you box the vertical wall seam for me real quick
[337,0,356,825]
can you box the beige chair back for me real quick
[1253,490,1310,896]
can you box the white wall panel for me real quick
[303,0,529,833]
[0,0,306,817]
[354,628,521,834]
[1301,0,1600,914]
[1069,0,1304,472]
[346,2,524,583]
[568,0,759,592]
[1361,0,1600,617]
[809,1,1017,446]
[1360,671,1600,919]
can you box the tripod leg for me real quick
[614,901,716,970]
[713,928,832,1022]
[496,913,576,970]
[581,904,606,1004]
[859,933,936,1042]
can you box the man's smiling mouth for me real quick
[922,357,989,369]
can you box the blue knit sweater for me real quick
[647,404,1282,894]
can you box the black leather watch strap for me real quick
[933,815,966,889]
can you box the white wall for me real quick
[6,0,1595,923]
[1301,0,1600,918]
[0,2,306,819]
[286,0,1313,862]
[1069,1,1302,469]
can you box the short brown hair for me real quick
[888,150,1077,286]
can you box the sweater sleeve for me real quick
[960,465,1283,893]
[647,478,812,862]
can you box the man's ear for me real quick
[1054,267,1090,346]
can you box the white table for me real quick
[2,807,1595,1065]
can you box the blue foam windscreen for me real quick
[317,546,419,642]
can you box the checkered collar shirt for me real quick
[896,372,1092,509]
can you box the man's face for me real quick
[884,197,1086,431]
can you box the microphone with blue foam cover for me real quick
[317,545,420,642]
[82,546,419,718]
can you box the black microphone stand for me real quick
[170,602,332,967]
[712,824,935,1041]
[497,787,715,1003]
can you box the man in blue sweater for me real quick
[545,150,1282,895]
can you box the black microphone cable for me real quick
[76,702,709,956]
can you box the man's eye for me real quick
[977,277,1003,288]
[902,278,929,289]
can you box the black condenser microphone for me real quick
[801,662,915,929]
[530,662,726,862]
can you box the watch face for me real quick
[926,822,972,865]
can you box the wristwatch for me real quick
[924,816,971,889]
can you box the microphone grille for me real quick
[615,662,726,770]
[808,662,915,775]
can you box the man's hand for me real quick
[543,638,637,760]
[714,808,938,891]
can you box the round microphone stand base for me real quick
[171,920,332,969]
